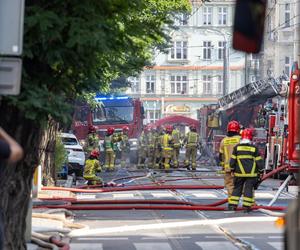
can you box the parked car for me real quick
[60,132,85,177]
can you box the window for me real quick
[203,7,212,25]
[285,56,290,75]
[175,13,189,25]
[203,75,212,94]
[146,75,155,93]
[218,41,225,60]
[148,110,160,123]
[128,77,139,93]
[284,4,291,27]
[203,41,212,60]
[216,75,223,94]
[170,75,188,94]
[170,41,188,60]
[218,7,227,25]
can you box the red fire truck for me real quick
[72,95,144,162]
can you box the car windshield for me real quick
[92,106,134,125]
[61,137,78,145]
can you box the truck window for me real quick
[93,106,134,124]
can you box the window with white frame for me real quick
[203,7,212,25]
[218,41,225,60]
[170,41,188,60]
[202,75,212,94]
[284,4,291,27]
[216,75,223,94]
[148,110,160,123]
[145,75,155,93]
[285,56,290,75]
[218,7,227,25]
[170,75,188,94]
[128,77,139,93]
[203,41,212,60]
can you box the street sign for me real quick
[0,0,25,56]
[0,57,22,95]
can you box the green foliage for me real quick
[54,135,68,173]
[4,0,191,124]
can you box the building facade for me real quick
[126,0,248,124]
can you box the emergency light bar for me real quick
[95,96,130,101]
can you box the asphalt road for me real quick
[67,163,294,250]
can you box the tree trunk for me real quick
[0,102,43,249]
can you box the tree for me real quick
[0,0,191,248]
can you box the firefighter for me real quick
[172,126,181,168]
[154,126,163,168]
[161,125,174,171]
[104,127,120,171]
[85,125,99,155]
[83,149,102,185]
[137,127,148,168]
[147,126,156,168]
[228,128,264,212]
[120,126,130,168]
[184,125,199,170]
[219,120,241,197]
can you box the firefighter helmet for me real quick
[122,126,129,133]
[107,127,115,135]
[241,128,253,140]
[190,124,196,132]
[227,120,240,133]
[90,149,100,158]
[165,125,173,134]
[88,125,96,133]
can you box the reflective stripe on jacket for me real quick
[161,134,173,150]
[219,135,241,170]
[172,129,180,148]
[84,159,101,176]
[186,132,199,147]
[230,143,264,177]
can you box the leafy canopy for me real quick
[6,0,190,124]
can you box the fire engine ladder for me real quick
[218,75,288,111]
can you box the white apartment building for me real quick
[127,0,248,124]
[263,0,299,78]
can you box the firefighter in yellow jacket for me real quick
[219,120,241,196]
[104,127,120,171]
[147,126,156,168]
[161,125,174,171]
[184,125,199,170]
[120,126,130,167]
[172,127,181,168]
[137,127,148,168]
[228,128,264,212]
[83,149,102,185]
[85,126,99,155]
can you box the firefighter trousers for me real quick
[173,146,180,168]
[84,174,102,185]
[137,148,147,168]
[154,149,161,168]
[229,177,257,208]
[184,146,197,169]
[121,149,129,168]
[147,147,155,168]
[104,150,115,171]
[224,172,234,197]
[162,148,172,170]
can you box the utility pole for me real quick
[294,0,300,63]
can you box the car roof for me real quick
[60,132,78,139]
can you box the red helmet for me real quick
[227,120,240,133]
[122,126,129,133]
[190,124,196,131]
[88,125,96,133]
[107,127,115,135]
[90,149,100,158]
[241,128,253,140]
[166,125,173,133]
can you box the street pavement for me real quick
[65,164,293,250]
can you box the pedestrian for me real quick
[172,126,181,168]
[161,125,174,171]
[0,127,23,250]
[184,125,199,170]
[228,128,264,212]
[120,126,130,168]
[83,149,102,185]
[103,127,120,171]
[219,120,241,197]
